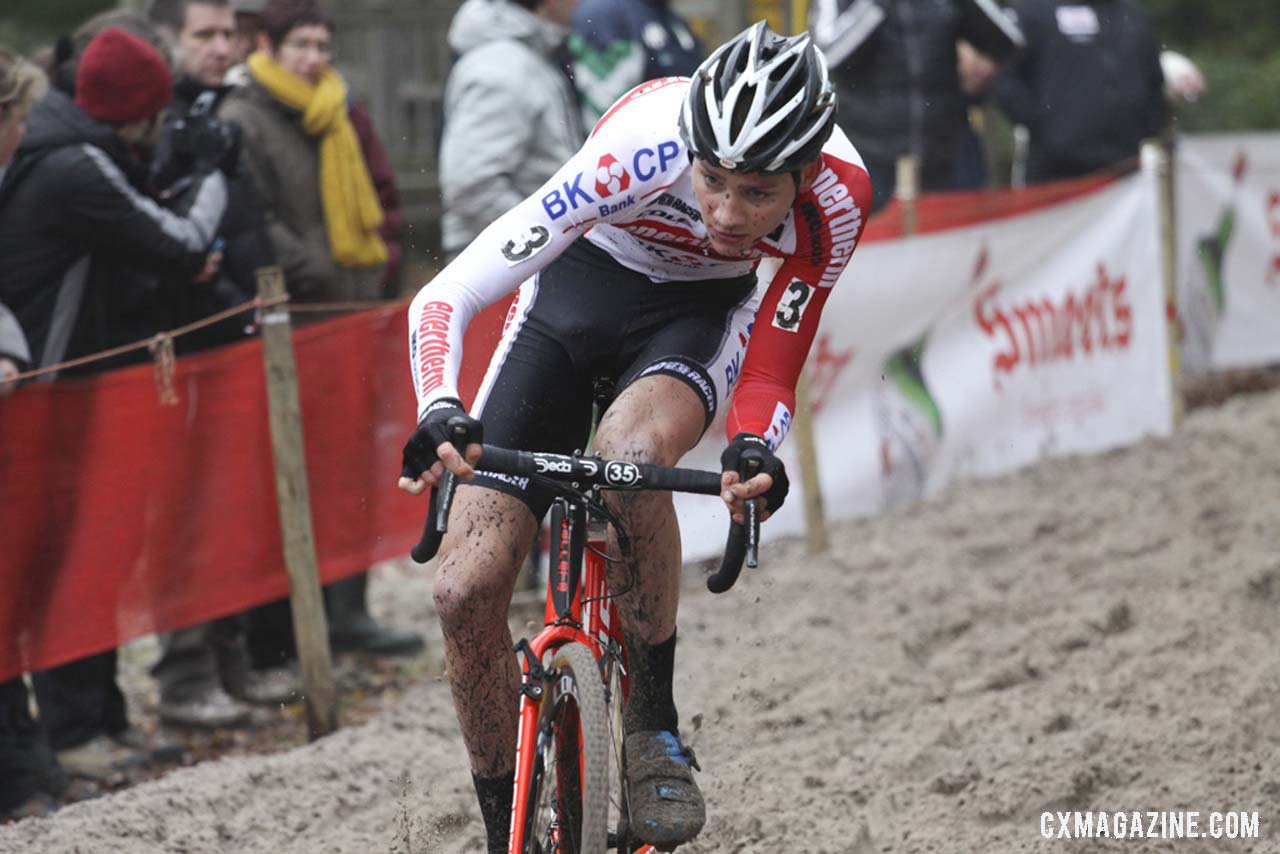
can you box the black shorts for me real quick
[468,237,759,520]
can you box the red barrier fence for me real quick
[0,298,510,681]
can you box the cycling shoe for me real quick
[624,730,705,851]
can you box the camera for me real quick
[165,90,240,176]
[170,115,240,175]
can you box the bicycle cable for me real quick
[531,477,643,605]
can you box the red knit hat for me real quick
[75,28,173,125]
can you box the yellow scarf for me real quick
[248,51,387,268]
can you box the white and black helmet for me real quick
[680,21,836,175]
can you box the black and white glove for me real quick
[401,397,483,480]
[720,433,790,514]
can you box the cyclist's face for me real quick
[692,159,797,256]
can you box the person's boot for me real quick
[325,572,425,657]
[157,684,252,730]
[1,728,68,817]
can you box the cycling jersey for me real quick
[408,76,872,451]
[464,237,757,519]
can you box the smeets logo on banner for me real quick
[973,251,1133,390]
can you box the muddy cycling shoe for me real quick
[624,730,705,851]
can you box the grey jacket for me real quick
[441,0,585,254]
[0,302,30,368]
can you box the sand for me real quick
[4,387,1278,854]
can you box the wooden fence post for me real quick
[256,266,338,739]
[1147,139,1186,428]
[792,373,828,555]
[896,155,919,234]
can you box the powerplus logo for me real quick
[415,301,454,396]
[808,165,863,287]
[974,253,1133,390]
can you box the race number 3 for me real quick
[502,225,551,266]
[772,278,814,332]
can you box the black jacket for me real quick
[996,0,1166,182]
[0,91,226,377]
[811,0,1023,203]
[154,76,276,352]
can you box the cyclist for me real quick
[399,21,871,853]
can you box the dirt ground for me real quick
[3,382,1279,853]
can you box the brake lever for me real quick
[742,454,762,569]
[745,493,760,569]
[408,418,476,564]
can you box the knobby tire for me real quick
[522,642,609,854]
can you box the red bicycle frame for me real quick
[507,504,657,854]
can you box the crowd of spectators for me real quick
[0,0,420,820]
[0,0,1203,823]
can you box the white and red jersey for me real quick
[409,77,872,449]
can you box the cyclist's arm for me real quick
[725,152,873,450]
[724,262,836,451]
[408,81,692,419]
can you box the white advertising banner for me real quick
[1175,133,1280,372]
[677,169,1174,561]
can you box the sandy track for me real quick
[4,389,1278,854]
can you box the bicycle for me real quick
[412,434,764,854]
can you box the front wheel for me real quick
[521,641,609,854]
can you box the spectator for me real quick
[569,0,704,126]
[226,0,403,295]
[143,0,299,730]
[952,38,1001,190]
[0,47,70,821]
[809,0,1024,212]
[440,0,584,262]
[994,0,1166,183]
[34,12,195,357]
[0,27,226,780]
[41,9,177,106]
[230,0,267,65]
[219,0,386,303]
[220,0,423,658]
[148,0,273,354]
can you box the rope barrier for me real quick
[8,295,407,391]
